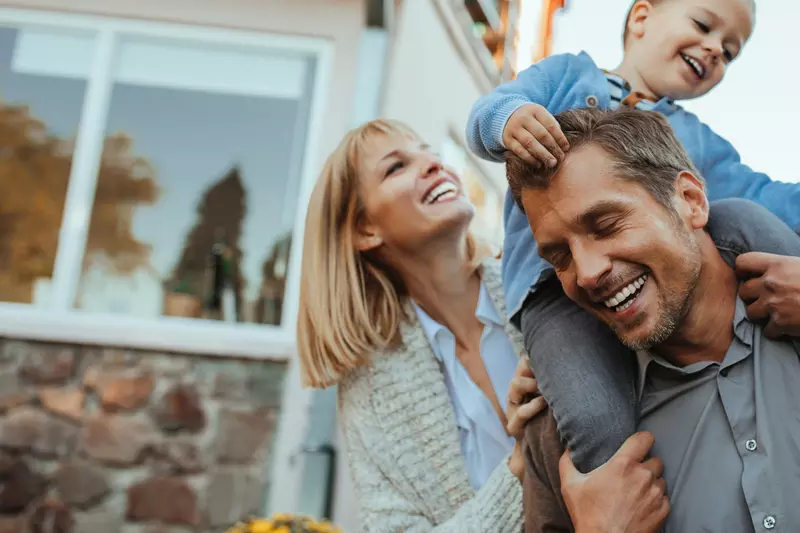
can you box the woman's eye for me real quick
[385,161,404,177]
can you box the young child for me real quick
[466,0,800,473]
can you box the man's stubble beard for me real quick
[614,224,703,352]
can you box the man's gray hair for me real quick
[505,107,704,210]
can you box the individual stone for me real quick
[78,415,154,465]
[0,370,31,412]
[18,346,76,385]
[126,477,199,526]
[0,454,47,513]
[205,470,262,528]
[155,439,206,474]
[54,460,110,509]
[81,366,100,390]
[98,374,154,412]
[0,516,26,533]
[73,509,122,533]
[0,340,30,362]
[215,409,275,463]
[0,406,78,457]
[150,385,205,433]
[249,363,287,409]
[29,500,74,533]
[39,388,84,422]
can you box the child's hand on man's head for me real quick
[502,103,570,168]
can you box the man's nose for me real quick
[573,246,612,292]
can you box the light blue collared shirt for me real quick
[413,281,518,490]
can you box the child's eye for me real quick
[693,19,711,33]
[723,49,734,61]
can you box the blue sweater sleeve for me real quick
[465,54,569,163]
[697,121,800,232]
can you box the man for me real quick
[504,107,800,533]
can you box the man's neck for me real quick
[654,237,739,367]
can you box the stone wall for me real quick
[0,338,287,533]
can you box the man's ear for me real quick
[675,171,709,230]
[627,1,655,43]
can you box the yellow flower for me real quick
[249,520,276,533]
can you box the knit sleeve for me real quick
[339,387,524,533]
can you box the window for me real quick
[459,0,518,81]
[0,10,331,357]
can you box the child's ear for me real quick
[627,1,655,43]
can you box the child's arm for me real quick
[466,54,572,163]
[698,123,800,233]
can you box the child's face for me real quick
[627,0,754,100]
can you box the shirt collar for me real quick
[412,281,504,363]
[602,70,677,109]
[635,294,754,397]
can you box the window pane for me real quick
[74,36,313,326]
[0,26,91,305]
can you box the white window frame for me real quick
[0,8,333,362]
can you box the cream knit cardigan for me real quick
[338,259,526,533]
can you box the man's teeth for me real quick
[604,274,648,310]
[423,182,457,204]
[681,54,705,79]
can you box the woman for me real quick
[296,119,546,533]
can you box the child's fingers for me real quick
[532,106,570,152]
[506,137,544,167]
[511,130,557,168]
[520,116,564,162]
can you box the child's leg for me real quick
[520,276,638,473]
[708,199,800,265]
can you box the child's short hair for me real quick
[621,0,755,48]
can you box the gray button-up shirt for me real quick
[636,297,800,533]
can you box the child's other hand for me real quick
[502,103,570,168]
[737,252,800,338]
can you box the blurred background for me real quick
[0,0,795,531]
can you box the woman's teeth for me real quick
[423,182,457,204]
[604,274,648,312]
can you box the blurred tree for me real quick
[166,166,247,320]
[0,102,159,303]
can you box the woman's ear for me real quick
[355,225,383,252]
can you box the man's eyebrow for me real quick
[575,200,630,227]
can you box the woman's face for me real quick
[356,133,475,254]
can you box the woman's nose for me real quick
[421,157,443,178]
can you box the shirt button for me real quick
[585,95,598,107]
[745,439,758,452]
[763,515,776,529]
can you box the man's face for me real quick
[521,144,705,350]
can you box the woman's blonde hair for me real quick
[296,119,484,388]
